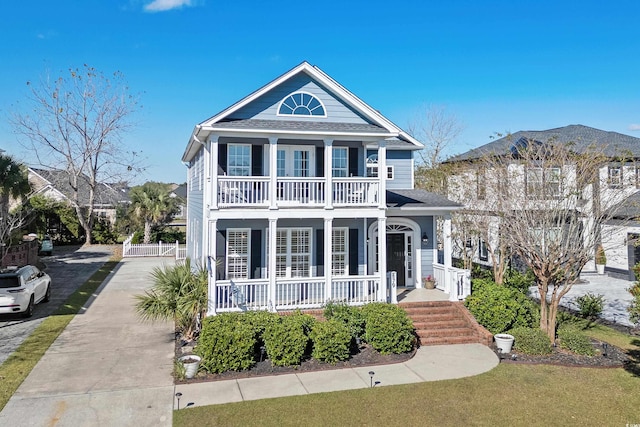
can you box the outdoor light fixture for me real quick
[175,392,183,410]
[369,371,375,388]
[602,342,608,358]
[422,233,429,244]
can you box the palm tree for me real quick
[128,182,178,244]
[134,258,208,340]
[0,154,30,214]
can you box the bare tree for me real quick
[462,138,631,340]
[409,104,464,169]
[11,65,143,244]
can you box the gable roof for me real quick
[183,62,422,161]
[28,168,129,207]
[448,125,640,163]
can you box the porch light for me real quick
[422,233,429,244]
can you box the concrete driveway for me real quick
[0,245,114,364]
[0,257,175,427]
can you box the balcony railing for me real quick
[217,177,379,208]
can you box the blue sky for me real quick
[1,0,639,184]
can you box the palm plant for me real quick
[128,182,178,244]
[135,258,208,340]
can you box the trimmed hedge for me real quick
[465,279,538,334]
[557,326,595,356]
[508,326,552,355]
[361,303,415,354]
[323,300,365,339]
[264,313,315,367]
[196,313,257,373]
[310,319,352,363]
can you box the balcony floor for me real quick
[396,287,450,303]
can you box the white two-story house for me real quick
[446,125,640,280]
[182,62,470,315]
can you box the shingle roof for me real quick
[448,125,640,162]
[608,191,640,219]
[30,168,129,206]
[386,189,461,208]
[212,119,390,134]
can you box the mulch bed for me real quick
[175,335,636,384]
[494,338,629,368]
[176,342,414,384]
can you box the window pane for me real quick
[227,230,249,279]
[332,148,348,177]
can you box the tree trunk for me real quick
[144,221,152,244]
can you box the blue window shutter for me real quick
[218,144,227,175]
[251,230,262,279]
[316,229,324,276]
[316,147,324,177]
[252,145,263,176]
[349,147,358,176]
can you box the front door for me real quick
[386,233,406,287]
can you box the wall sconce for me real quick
[422,233,429,244]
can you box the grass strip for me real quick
[174,363,640,426]
[0,260,120,411]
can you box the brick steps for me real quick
[400,301,493,346]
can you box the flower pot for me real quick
[494,334,514,353]
[596,264,605,275]
[423,280,436,290]
[179,355,201,379]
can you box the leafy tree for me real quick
[11,64,143,244]
[128,181,179,244]
[0,154,31,258]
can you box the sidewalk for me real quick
[175,343,499,408]
[0,258,175,427]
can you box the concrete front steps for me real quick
[400,301,493,346]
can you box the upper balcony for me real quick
[217,176,379,208]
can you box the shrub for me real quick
[557,326,595,356]
[242,310,279,342]
[310,319,352,363]
[361,303,415,354]
[575,293,604,321]
[470,278,495,294]
[508,326,552,355]
[263,314,311,366]
[629,295,640,325]
[503,269,536,293]
[323,301,365,338]
[196,313,257,373]
[464,280,538,334]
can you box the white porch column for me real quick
[324,218,333,301]
[209,135,219,210]
[268,218,278,311]
[206,219,218,316]
[269,137,278,210]
[377,141,387,210]
[377,217,387,302]
[324,139,333,209]
[443,214,456,301]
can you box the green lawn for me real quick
[0,260,119,410]
[174,363,640,426]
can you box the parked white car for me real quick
[0,265,51,317]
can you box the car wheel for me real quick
[22,296,34,318]
[44,284,51,303]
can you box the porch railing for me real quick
[432,263,471,301]
[213,275,382,312]
[216,177,379,208]
[122,235,186,259]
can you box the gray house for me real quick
[182,62,469,315]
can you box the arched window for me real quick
[278,92,326,117]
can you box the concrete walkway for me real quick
[175,343,498,408]
[0,258,175,427]
[0,257,500,424]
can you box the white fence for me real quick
[122,234,187,260]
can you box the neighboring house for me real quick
[28,168,130,225]
[169,183,187,230]
[446,124,640,278]
[182,61,469,315]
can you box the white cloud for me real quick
[144,0,193,12]
[629,124,640,131]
